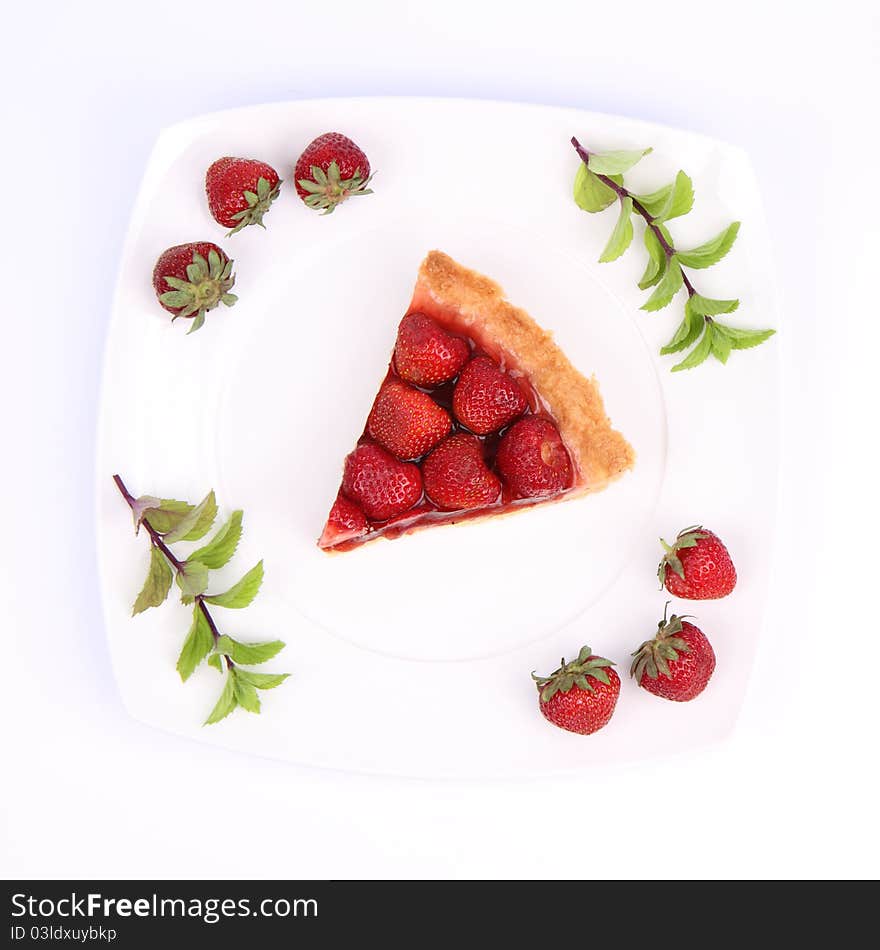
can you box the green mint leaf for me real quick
[633,183,671,218]
[176,559,210,597]
[182,491,217,540]
[143,499,194,535]
[660,297,704,355]
[642,257,684,311]
[713,325,776,350]
[711,326,732,364]
[189,510,243,570]
[132,546,173,615]
[588,147,652,175]
[573,165,622,213]
[215,635,285,665]
[204,672,238,725]
[130,494,161,533]
[176,604,214,682]
[651,171,694,222]
[599,197,634,262]
[163,490,217,543]
[638,228,667,289]
[232,670,262,714]
[235,670,289,690]
[207,653,223,672]
[672,323,715,372]
[689,294,740,316]
[204,560,264,609]
[676,222,740,269]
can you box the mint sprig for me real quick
[113,474,289,725]
[571,137,775,371]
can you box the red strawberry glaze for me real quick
[319,304,578,551]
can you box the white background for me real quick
[1,0,877,879]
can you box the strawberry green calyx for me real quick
[630,605,692,682]
[297,161,373,214]
[657,524,708,585]
[227,176,283,235]
[532,646,616,703]
[159,249,237,334]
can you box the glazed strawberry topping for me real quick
[341,444,423,522]
[367,379,452,459]
[452,356,528,435]
[394,313,470,386]
[321,313,578,548]
[422,434,501,510]
[496,416,573,498]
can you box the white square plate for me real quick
[97,98,779,777]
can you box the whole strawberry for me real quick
[533,647,620,735]
[496,416,573,497]
[422,434,501,510]
[205,156,282,234]
[152,242,237,334]
[658,525,737,600]
[367,379,451,459]
[294,132,373,214]
[452,356,527,435]
[630,607,716,702]
[342,443,422,522]
[394,313,470,387]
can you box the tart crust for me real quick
[409,251,635,492]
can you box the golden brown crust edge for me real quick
[412,250,635,489]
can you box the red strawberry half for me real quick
[151,242,237,334]
[422,434,501,510]
[341,444,422,522]
[496,416,573,498]
[658,526,737,600]
[452,356,527,435]
[631,606,716,702]
[205,156,282,234]
[319,493,369,548]
[294,132,373,214]
[367,379,451,460]
[394,313,470,386]
[533,646,620,735]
